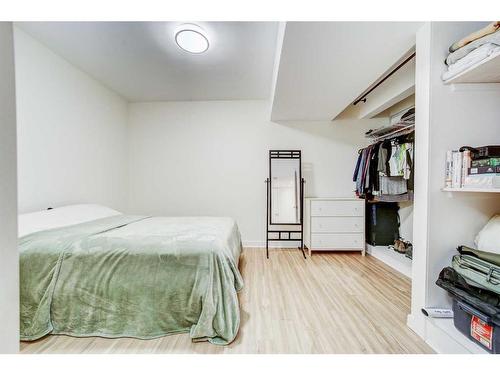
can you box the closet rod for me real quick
[353,52,416,106]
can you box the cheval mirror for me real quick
[265,150,306,259]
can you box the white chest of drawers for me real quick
[304,198,365,256]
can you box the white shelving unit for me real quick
[442,187,500,193]
[444,50,500,84]
[409,22,500,355]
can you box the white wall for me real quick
[0,22,19,353]
[128,100,378,244]
[14,27,129,214]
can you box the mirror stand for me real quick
[265,150,306,259]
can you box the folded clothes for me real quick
[449,21,500,53]
[442,43,500,81]
[447,43,499,72]
[446,29,500,66]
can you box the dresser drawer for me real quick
[310,233,364,249]
[311,216,363,233]
[310,200,364,217]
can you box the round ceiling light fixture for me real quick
[175,24,209,54]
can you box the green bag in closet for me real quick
[459,245,500,267]
[452,253,500,295]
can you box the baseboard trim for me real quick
[366,244,412,278]
[407,313,425,338]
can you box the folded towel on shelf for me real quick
[449,21,500,53]
[442,43,500,81]
[446,29,500,66]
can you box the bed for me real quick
[19,204,243,345]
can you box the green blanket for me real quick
[20,215,243,345]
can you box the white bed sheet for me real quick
[18,204,121,237]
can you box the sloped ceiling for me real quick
[271,22,423,121]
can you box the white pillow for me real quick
[475,214,500,254]
[18,204,122,237]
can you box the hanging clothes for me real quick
[388,142,409,177]
[353,151,362,182]
[353,132,414,201]
[361,146,373,191]
[406,146,414,190]
[355,147,369,195]
[377,141,390,176]
[368,143,380,193]
[402,143,413,180]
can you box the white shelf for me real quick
[444,50,500,84]
[442,187,500,193]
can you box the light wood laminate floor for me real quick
[20,248,433,354]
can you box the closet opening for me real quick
[350,49,416,279]
[357,104,415,278]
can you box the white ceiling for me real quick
[16,21,424,119]
[17,22,279,102]
[271,22,423,121]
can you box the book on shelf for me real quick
[471,157,500,168]
[446,148,500,190]
[451,151,462,188]
[461,150,471,187]
[464,174,500,189]
[445,150,453,188]
[469,166,500,174]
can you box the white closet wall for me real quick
[410,22,500,353]
[0,22,19,354]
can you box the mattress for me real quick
[19,210,243,345]
[18,204,122,237]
